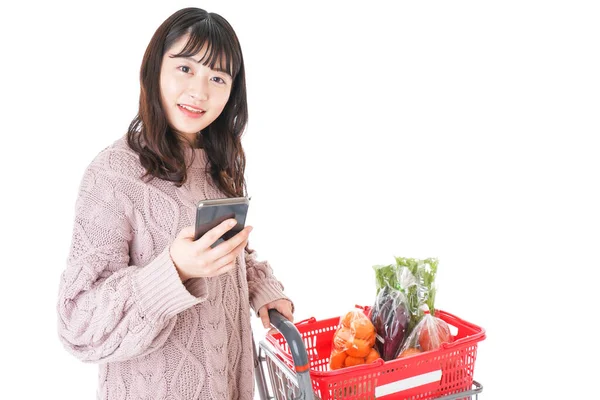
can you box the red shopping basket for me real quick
[266,308,485,400]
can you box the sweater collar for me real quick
[183,144,209,170]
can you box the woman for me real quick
[57,7,293,399]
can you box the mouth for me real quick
[178,104,206,118]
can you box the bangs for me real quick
[171,20,242,78]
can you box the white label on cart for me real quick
[375,370,442,398]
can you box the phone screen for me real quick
[194,198,249,246]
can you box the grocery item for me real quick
[369,285,410,361]
[397,313,454,355]
[328,309,378,370]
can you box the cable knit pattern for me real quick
[57,135,291,400]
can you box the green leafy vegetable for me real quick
[395,257,438,316]
[373,264,398,294]
[373,257,439,333]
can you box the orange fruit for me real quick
[363,332,376,348]
[346,338,371,358]
[344,355,366,367]
[365,348,380,364]
[363,328,377,347]
[342,309,371,329]
[353,319,376,341]
[397,348,423,359]
[341,311,354,328]
[333,327,353,351]
[329,350,347,370]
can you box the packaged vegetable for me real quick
[329,308,380,370]
[369,285,411,361]
[397,347,423,358]
[397,313,454,357]
[374,257,439,333]
[395,257,438,332]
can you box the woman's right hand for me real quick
[169,218,253,282]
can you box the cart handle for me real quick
[268,309,311,374]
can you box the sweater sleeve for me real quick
[57,161,207,363]
[245,245,294,315]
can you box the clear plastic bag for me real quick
[395,257,438,333]
[372,257,442,359]
[369,286,411,361]
[396,313,454,358]
[329,308,380,370]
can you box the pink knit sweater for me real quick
[57,136,291,400]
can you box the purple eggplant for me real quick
[371,286,411,361]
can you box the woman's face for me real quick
[160,34,233,143]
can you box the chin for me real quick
[174,125,203,136]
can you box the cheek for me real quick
[160,75,177,103]
[214,90,232,112]
[158,76,169,107]
[161,69,188,99]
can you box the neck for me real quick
[180,132,203,149]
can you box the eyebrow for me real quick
[173,55,232,77]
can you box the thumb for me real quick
[259,307,270,329]
[178,225,196,240]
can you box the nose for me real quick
[188,77,209,101]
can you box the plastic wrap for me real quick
[395,257,439,333]
[329,308,380,370]
[372,257,441,359]
[396,313,454,358]
[369,286,411,361]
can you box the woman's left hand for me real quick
[258,299,294,334]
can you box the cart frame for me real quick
[254,310,483,400]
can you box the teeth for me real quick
[180,104,203,113]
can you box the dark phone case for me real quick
[194,197,249,246]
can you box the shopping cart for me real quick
[254,308,485,400]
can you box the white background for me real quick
[0,1,598,399]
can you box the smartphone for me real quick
[194,196,250,246]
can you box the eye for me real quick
[211,76,226,84]
[178,66,192,74]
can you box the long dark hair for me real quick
[127,7,248,197]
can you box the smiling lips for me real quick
[178,103,205,118]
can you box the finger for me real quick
[204,238,248,277]
[287,312,295,323]
[259,308,270,329]
[211,260,236,277]
[210,225,252,259]
[210,251,239,272]
[195,218,237,248]
[177,225,196,240]
[229,234,250,258]
[277,304,294,323]
[210,239,247,271]
[267,328,278,336]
